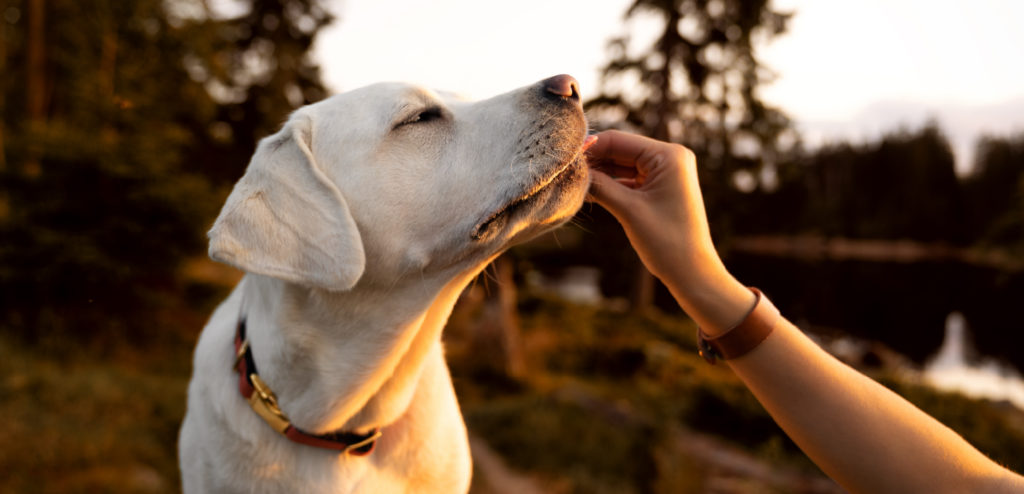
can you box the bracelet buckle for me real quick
[697,331,722,365]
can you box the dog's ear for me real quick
[207,113,366,291]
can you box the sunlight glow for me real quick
[314,0,1024,171]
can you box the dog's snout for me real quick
[541,74,580,102]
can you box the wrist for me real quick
[659,243,727,299]
[664,260,755,337]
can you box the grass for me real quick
[452,292,1024,492]
[467,393,650,494]
[0,335,192,493]
[451,293,822,492]
[1,289,1022,492]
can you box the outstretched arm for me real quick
[586,129,1024,494]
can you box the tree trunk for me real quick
[628,255,656,315]
[472,255,526,378]
[628,56,674,315]
[0,0,7,172]
[0,0,7,222]
[24,0,46,178]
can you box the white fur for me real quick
[179,78,589,493]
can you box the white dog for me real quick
[178,75,591,493]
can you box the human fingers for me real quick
[587,169,638,220]
[585,130,692,188]
[589,162,639,180]
[584,130,661,168]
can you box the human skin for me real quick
[586,129,1024,494]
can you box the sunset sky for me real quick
[314,0,1024,172]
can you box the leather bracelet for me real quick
[697,287,780,364]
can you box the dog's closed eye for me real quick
[395,107,445,128]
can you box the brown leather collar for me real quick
[233,318,381,455]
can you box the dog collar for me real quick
[233,318,381,455]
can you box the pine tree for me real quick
[590,0,792,173]
[964,132,1024,248]
[587,0,794,311]
[0,0,334,341]
[179,0,333,183]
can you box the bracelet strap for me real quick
[697,287,779,364]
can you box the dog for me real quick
[178,75,592,493]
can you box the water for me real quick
[924,312,1024,409]
[526,266,604,305]
[725,254,1024,371]
[530,253,1024,406]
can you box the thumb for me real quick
[588,169,635,221]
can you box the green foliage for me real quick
[175,0,333,182]
[963,133,1024,249]
[0,0,333,341]
[681,379,800,455]
[0,335,190,493]
[729,124,1024,251]
[467,394,652,494]
[745,123,968,243]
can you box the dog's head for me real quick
[208,75,590,291]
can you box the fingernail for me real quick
[582,135,598,152]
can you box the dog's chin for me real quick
[471,156,589,246]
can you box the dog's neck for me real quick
[238,261,489,435]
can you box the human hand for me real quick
[585,130,754,334]
[585,130,714,282]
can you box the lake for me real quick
[725,253,1024,371]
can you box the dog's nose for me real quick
[542,74,580,101]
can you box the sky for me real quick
[313,0,1024,173]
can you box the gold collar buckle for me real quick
[248,373,292,435]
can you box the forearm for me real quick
[665,270,1024,493]
[731,315,1022,494]
[587,130,1024,492]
